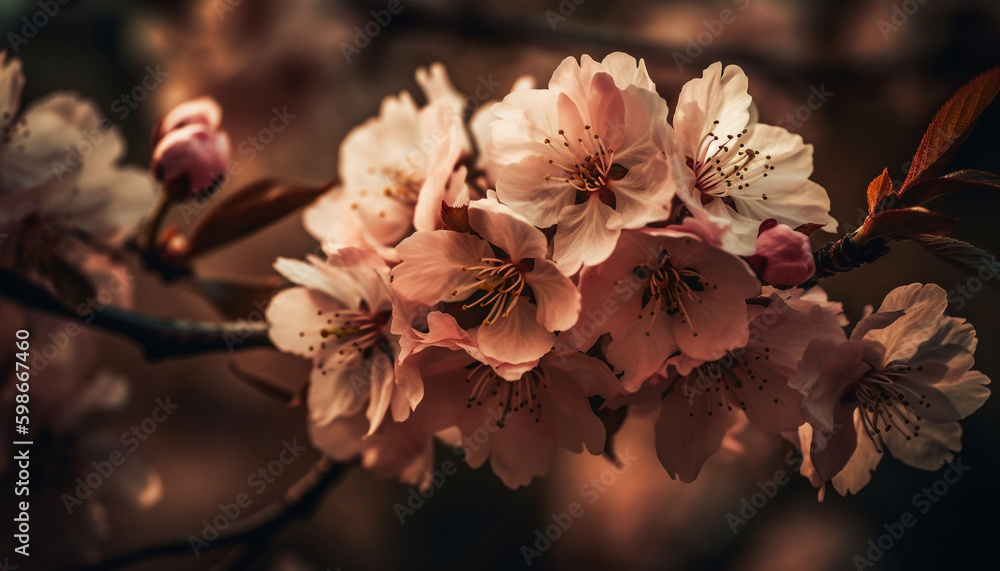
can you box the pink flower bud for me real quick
[152,122,231,198]
[153,96,223,143]
[751,219,815,286]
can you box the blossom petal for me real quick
[552,197,623,275]
[523,260,581,332]
[393,230,493,306]
[468,196,548,260]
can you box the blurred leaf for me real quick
[866,168,893,214]
[860,207,956,241]
[186,178,333,259]
[441,202,472,233]
[902,66,1000,189]
[194,275,287,319]
[910,235,1000,290]
[899,169,1000,205]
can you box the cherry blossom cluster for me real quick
[266,53,991,493]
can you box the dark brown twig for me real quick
[0,268,272,360]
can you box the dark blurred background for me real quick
[1,0,999,569]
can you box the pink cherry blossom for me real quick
[406,346,620,488]
[490,52,683,275]
[790,283,991,497]
[391,195,581,378]
[672,62,837,255]
[0,52,155,250]
[613,288,846,481]
[267,247,403,434]
[569,215,761,391]
[304,64,471,261]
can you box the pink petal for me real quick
[552,197,624,275]
[475,301,554,370]
[393,230,493,306]
[468,196,548,261]
[523,259,581,332]
[654,381,740,482]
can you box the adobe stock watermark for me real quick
[393,459,459,524]
[27,268,135,373]
[673,0,751,72]
[545,0,587,30]
[726,423,843,533]
[61,396,180,514]
[519,449,638,567]
[177,106,297,224]
[853,458,970,570]
[7,0,73,54]
[378,72,500,194]
[877,0,931,41]
[393,404,511,525]
[188,439,308,555]
[340,0,414,63]
[214,0,245,20]
[774,84,834,133]
[50,64,170,181]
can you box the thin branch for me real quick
[76,457,352,571]
[0,268,272,360]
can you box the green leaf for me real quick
[910,234,1000,290]
[186,178,333,259]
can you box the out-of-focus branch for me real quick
[76,458,352,571]
[0,268,271,360]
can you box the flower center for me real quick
[349,166,423,216]
[667,348,780,416]
[634,250,709,336]
[452,257,531,325]
[541,125,627,205]
[853,363,927,453]
[689,121,775,202]
[466,363,544,427]
[312,309,387,374]
[380,166,423,204]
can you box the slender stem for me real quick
[74,458,352,571]
[0,268,272,360]
[141,191,173,253]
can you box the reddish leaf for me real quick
[441,202,472,233]
[902,66,1000,190]
[898,169,1000,206]
[859,207,956,242]
[187,178,333,259]
[866,168,893,214]
[793,223,826,236]
[910,234,1000,290]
